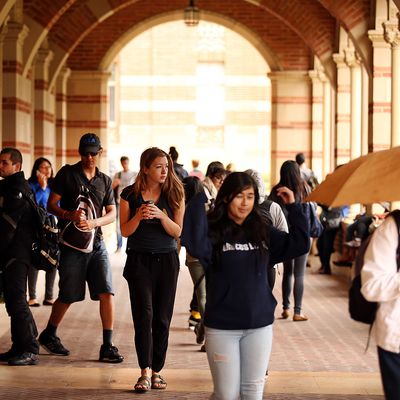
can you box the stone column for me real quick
[55,67,70,171]
[332,52,351,165]
[367,29,392,151]
[33,47,55,163]
[383,17,400,147]
[322,77,333,176]
[308,68,324,182]
[361,65,369,155]
[268,71,311,185]
[344,47,362,160]
[2,21,32,166]
[67,70,110,171]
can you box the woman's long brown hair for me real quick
[132,147,184,209]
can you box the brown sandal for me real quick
[151,374,167,390]
[134,376,151,392]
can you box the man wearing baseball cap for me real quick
[38,133,124,363]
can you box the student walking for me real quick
[182,172,309,399]
[120,147,185,392]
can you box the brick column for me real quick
[333,52,351,165]
[55,67,70,171]
[33,47,55,163]
[268,71,311,185]
[383,17,400,147]
[344,47,362,160]
[0,22,8,145]
[67,70,110,171]
[361,65,369,155]
[322,78,333,175]
[2,21,32,165]
[368,29,391,151]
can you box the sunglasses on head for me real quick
[81,151,99,157]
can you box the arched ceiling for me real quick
[20,0,374,87]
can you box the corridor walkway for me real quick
[0,250,384,399]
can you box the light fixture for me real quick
[184,0,199,27]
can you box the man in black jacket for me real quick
[0,147,39,366]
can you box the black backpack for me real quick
[349,210,400,324]
[23,192,60,272]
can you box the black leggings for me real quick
[124,251,180,372]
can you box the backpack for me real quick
[23,192,60,272]
[349,210,400,325]
[260,199,273,225]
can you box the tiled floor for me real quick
[0,250,384,399]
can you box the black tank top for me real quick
[121,189,177,253]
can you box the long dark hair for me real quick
[133,147,184,209]
[28,157,53,184]
[274,160,307,203]
[208,172,269,252]
[182,176,203,204]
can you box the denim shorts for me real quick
[58,240,113,303]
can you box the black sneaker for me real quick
[0,348,18,362]
[99,344,124,363]
[194,322,205,344]
[39,332,70,356]
[8,352,39,366]
[188,314,200,329]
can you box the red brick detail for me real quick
[271,121,312,129]
[56,93,67,102]
[368,102,391,114]
[2,97,31,114]
[56,148,67,157]
[373,67,391,78]
[271,150,303,158]
[34,146,54,156]
[67,95,107,103]
[369,143,390,152]
[336,114,350,123]
[35,79,49,90]
[271,97,311,104]
[337,85,350,93]
[312,96,323,103]
[56,119,67,127]
[24,0,77,30]
[335,148,351,157]
[67,120,107,128]
[3,60,23,74]
[312,121,323,129]
[319,0,369,30]
[2,141,31,153]
[34,110,55,123]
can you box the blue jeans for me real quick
[116,202,122,249]
[205,325,272,400]
[378,346,400,400]
[282,251,308,314]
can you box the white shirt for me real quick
[114,170,137,201]
[361,215,400,353]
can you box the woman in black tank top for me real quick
[120,147,185,392]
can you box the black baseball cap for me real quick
[79,133,102,154]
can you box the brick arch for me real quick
[99,10,282,72]
[318,0,372,75]
[64,0,312,74]
[22,0,373,87]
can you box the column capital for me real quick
[268,70,310,83]
[35,48,54,68]
[368,29,390,49]
[344,47,361,68]
[3,21,29,45]
[332,52,347,68]
[382,20,400,48]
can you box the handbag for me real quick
[60,185,97,253]
[308,202,323,238]
[320,207,343,230]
